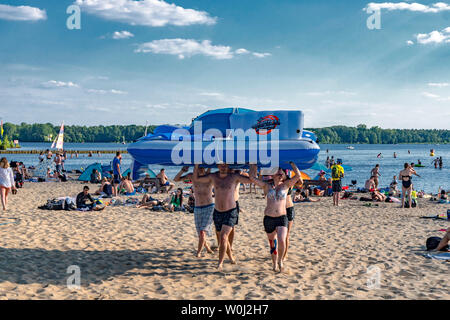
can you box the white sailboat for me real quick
[52,122,64,150]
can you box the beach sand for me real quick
[0,180,448,300]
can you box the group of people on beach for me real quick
[145,162,304,272]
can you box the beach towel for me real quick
[424,252,450,261]
[420,215,449,221]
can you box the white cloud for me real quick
[252,52,272,58]
[75,0,216,27]
[364,2,450,13]
[422,92,440,98]
[306,90,357,96]
[87,88,128,94]
[235,48,250,55]
[416,27,450,44]
[110,89,128,95]
[136,39,271,60]
[112,31,134,40]
[199,92,224,98]
[428,82,450,87]
[406,40,414,45]
[42,80,79,88]
[0,4,46,21]
[135,39,234,60]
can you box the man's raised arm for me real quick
[174,166,192,182]
[192,164,212,183]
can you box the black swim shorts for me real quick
[263,215,288,234]
[213,207,239,232]
[286,207,295,221]
[332,180,342,192]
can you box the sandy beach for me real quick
[0,180,448,300]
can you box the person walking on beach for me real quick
[399,163,420,209]
[54,152,63,174]
[0,158,16,211]
[283,170,303,262]
[192,163,252,271]
[249,162,301,272]
[331,159,344,206]
[174,166,215,257]
[370,164,381,189]
[112,151,122,196]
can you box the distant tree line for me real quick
[1,122,449,144]
[2,123,155,143]
[306,124,450,144]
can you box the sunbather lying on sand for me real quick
[372,190,387,202]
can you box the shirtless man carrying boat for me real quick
[193,163,252,270]
[174,166,215,257]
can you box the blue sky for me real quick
[0,0,449,128]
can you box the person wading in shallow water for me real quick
[192,163,252,271]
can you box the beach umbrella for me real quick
[289,170,311,181]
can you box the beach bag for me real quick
[41,199,65,210]
[426,237,449,251]
[404,198,417,208]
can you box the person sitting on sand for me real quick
[371,190,387,202]
[318,170,327,181]
[249,162,302,272]
[364,176,376,192]
[389,176,398,196]
[90,169,101,184]
[136,194,160,208]
[94,178,113,197]
[440,190,447,201]
[168,188,184,212]
[157,168,174,193]
[138,173,155,191]
[434,228,450,252]
[119,176,135,195]
[76,186,102,210]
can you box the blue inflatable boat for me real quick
[127,108,320,170]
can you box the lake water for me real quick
[3,142,449,193]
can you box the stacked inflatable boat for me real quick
[127,108,320,170]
